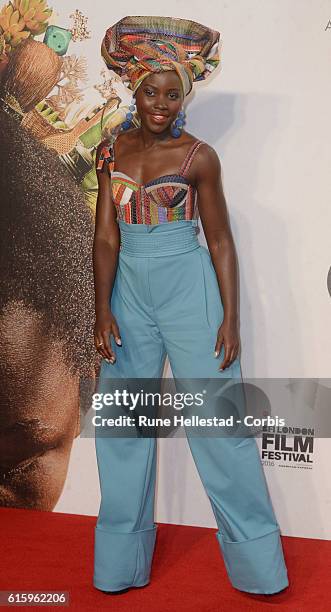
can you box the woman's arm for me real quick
[195,144,240,371]
[93,141,121,363]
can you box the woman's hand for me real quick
[94,307,122,364]
[214,318,240,371]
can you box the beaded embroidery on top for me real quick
[96,139,204,225]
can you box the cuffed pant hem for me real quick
[94,579,150,592]
[93,524,157,591]
[216,527,289,594]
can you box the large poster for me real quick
[0,1,132,510]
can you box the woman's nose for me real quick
[153,97,168,109]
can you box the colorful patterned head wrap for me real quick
[101,16,221,97]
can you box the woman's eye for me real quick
[169,93,179,99]
[0,451,47,483]
[145,89,154,96]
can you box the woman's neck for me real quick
[138,124,172,149]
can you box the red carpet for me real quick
[0,507,330,611]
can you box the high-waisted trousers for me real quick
[93,220,289,594]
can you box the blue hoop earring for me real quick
[171,108,185,138]
[121,97,136,131]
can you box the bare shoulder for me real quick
[196,142,220,165]
[114,128,139,153]
[182,131,219,162]
[190,141,221,180]
[181,130,201,147]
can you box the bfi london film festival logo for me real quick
[261,424,314,470]
[243,381,317,471]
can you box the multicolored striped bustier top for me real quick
[96,139,204,225]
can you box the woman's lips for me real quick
[149,114,169,124]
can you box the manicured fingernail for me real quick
[116,338,122,345]
[214,351,219,357]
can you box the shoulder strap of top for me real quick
[179,140,205,177]
[95,141,114,175]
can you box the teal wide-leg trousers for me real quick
[93,220,289,594]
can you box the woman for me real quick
[92,16,289,596]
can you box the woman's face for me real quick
[134,70,184,135]
[0,304,84,510]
